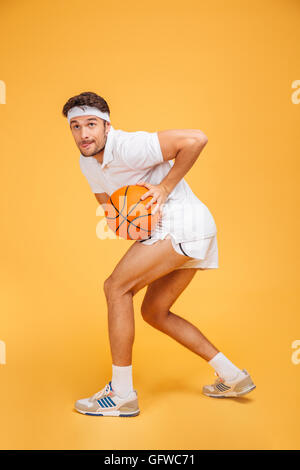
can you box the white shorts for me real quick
[139,233,219,270]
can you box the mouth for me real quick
[81,141,93,148]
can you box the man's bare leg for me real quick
[141,268,219,361]
[103,238,218,366]
[140,266,250,390]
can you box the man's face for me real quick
[69,115,111,157]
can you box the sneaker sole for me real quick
[75,408,140,417]
[203,384,256,398]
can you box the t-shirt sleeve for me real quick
[79,158,106,194]
[86,178,105,194]
[118,131,164,170]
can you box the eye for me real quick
[89,123,95,127]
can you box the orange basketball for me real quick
[104,185,161,240]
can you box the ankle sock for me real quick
[111,364,134,398]
[208,352,243,382]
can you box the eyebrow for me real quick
[70,117,98,125]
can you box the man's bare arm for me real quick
[156,129,208,196]
[157,129,208,161]
[94,192,110,206]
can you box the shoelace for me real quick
[90,383,111,401]
[214,372,223,382]
[214,371,245,384]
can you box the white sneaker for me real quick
[75,380,140,417]
[202,369,256,398]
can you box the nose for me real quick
[80,127,90,139]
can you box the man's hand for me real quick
[136,181,170,218]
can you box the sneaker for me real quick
[74,381,140,417]
[202,369,256,398]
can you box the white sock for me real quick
[111,364,134,398]
[208,352,243,382]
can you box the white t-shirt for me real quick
[79,125,217,243]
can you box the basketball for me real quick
[103,185,161,240]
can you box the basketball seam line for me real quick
[109,186,152,240]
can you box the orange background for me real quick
[0,0,299,450]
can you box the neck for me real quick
[93,145,105,164]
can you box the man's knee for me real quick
[103,276,119,298]
[141,300,168,325]
[103,275,135,298]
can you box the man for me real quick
[62,91,256,417]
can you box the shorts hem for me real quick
[177,264,219,270]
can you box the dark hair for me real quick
[62,91,110,119]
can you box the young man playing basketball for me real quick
[62,91,256,417]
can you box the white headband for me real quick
[67,105,110,124]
